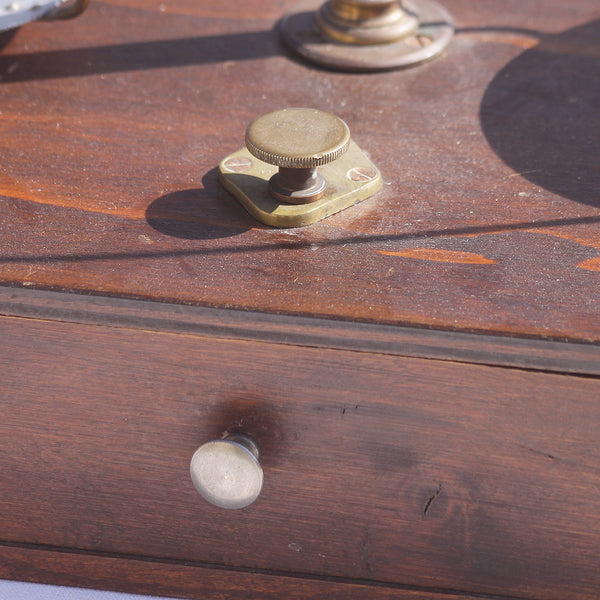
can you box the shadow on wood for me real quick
[0,28,280,82]
[480,19,600,207]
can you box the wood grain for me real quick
[1,2,599,599]
[1,285,600,375]
[0,544,507,600]
[1,314,599,600]
[0,1,598,341]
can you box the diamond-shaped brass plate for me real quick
[218,140,381,228]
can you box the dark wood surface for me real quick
[0,545,506,600]
[0,0,599,341]
[1,1,599,599]
[1,313,599,600]
[2,285,600,375]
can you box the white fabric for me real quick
[0,580,182,600]
[0,0,60,31]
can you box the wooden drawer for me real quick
[0,0,598,597]
[1,308,599,600]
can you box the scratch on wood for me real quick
[423,484,443,518]
[520,444,557,461]
[341,404,359,418]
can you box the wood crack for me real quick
[423,484,443,519]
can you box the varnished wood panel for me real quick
[0,1,598,341]
[0,544,504,600]
[1,285,600,375]
[1,314,599,599]
[1,2,599,599]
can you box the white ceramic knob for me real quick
[190,434,263,509]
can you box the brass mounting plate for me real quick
[219,140,381,228]
[280,0,453,72]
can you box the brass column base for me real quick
[280,0,453,72]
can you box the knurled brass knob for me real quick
[245,107,351,204]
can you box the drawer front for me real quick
[1,315,599,599]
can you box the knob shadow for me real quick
[145,170,252,240]
[210,397,288,469]
[480,19,600,207]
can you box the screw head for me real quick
[245,107,351,169]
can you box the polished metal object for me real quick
[317,0,419,45]
[190,433,263,510]
[219,107,381,227]
[280,0,453,71]
[246,107,351,204]
[0,0,88,31]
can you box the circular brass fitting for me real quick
[245,107,350,204]
[316,0,419,45]
[280,0,454,72]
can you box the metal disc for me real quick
[245,107,350,168]
[280,0,453,72]
[190,438,263,510]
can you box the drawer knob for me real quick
[190,433,263,509]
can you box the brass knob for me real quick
[245,107,350,204]
[190,434,263,510]
[280,0,454,72]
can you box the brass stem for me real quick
[316,0,419,45]
[277,167,319,191]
